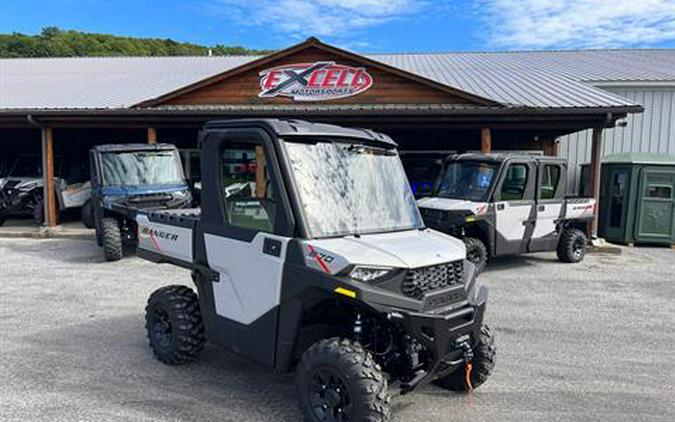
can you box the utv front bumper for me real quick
[0,188,31,217]
[394,285,488,393]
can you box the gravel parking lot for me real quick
[1,238,674,422]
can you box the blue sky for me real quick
[1,0,674,53]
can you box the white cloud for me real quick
[480,0,675,49]
[207,0,424,41]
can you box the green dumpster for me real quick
[581,153,675,245]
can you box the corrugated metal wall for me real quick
[558,86,675,193]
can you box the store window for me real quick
[540,164,561,199]
[647,185,672,199]
[500,164,529,201]
[221,142,275,232]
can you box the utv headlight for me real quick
[349,266,393,283]
[172,190,192,203]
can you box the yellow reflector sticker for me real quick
[465,215,476,222]
[334,287,357,298]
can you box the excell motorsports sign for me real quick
[258,61,373,101]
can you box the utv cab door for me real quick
[529,161,566,252]
[492,160,536,255]
[197,127,295,367]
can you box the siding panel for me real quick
[559,86,675,192]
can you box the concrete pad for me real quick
[0,218,94,240]
[1,239,674,422]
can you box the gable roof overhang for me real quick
[0,105,632,134]
[131,37,502,109]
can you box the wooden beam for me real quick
[480,128,492,153]
[147,127,157,144]
[589,127,603,237]
[41,127,58,227]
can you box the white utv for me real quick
[418,153,596,272]
[134,119,495,422]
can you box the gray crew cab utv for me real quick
[418,153,596,272]
[134,119,495,422]
[89,143,192,261]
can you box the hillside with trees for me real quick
[0,27,270,58]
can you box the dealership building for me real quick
[1,38,673,229]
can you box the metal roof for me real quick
[372,53,638,109]
[443,49,675,83]
[0,56,257,109]
[2,48,670,111]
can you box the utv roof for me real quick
[92,143,178,152]
[601,152,675,165]
[203,119,397,147]
[449,152,566,164]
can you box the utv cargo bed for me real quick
[136,208,201,268]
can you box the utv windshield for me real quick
[101,151,184,187]
[436,161,498,202]
[284,139,423,238]
[8,156,43,177]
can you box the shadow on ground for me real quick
[7,314,302,421]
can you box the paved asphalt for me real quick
[1,238,673,422]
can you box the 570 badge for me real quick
[308,249,335,263]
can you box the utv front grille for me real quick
[126,193,188,210]
[402,261,464,299]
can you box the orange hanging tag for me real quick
[465,362,473,391]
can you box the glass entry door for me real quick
[604,167,630,241]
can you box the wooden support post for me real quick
[254,145,266,198]
[542,138,558,156]
[589,127,603,238]
[147,127,157,144]
[480,128,492,153]
[41,127,58,227]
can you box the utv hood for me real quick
[417,197,489,216]
[302,228,466,275]
[0,177,43,191]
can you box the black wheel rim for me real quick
[572,238,585,259]
[467,247,482,266]
[152,307,172,349]
[309,368,351,422]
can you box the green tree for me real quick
[0,27,272,58]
